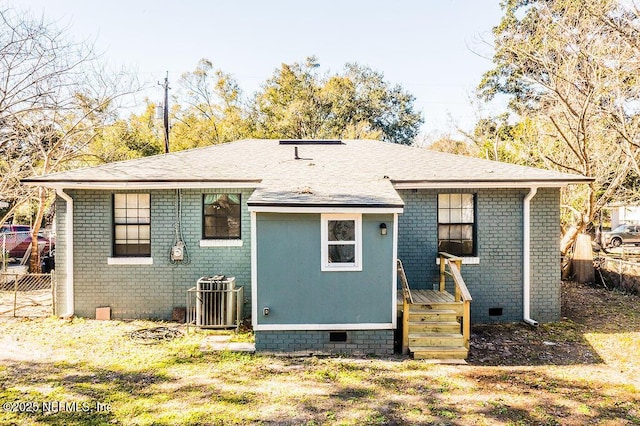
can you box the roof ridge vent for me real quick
[279,139,343,145]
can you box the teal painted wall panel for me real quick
[256,213,394,325]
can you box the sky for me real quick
[17,0,506,141]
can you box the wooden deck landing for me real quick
[397,289,455,310]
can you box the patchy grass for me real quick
[0,281,639,425]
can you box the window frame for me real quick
[437,193,477,257]
[202,193,242,240]
[112,193,151,258]
[321,213,362,272]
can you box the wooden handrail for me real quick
[438,252,473,350]
[397,259,413,305]
[397,259,412,355]
[448,261,472,302]
[438,252,462,261]
[438,252,461,292]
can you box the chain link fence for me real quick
[0,271,55,317]
[594,254,640,296]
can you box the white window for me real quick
[113,193,151,257]
[321,214,362,271]
[438,193,476,256]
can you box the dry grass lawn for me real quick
[0,281,639,425]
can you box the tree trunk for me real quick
[573,234,594,283]
[560,224,582,256]
[28,187,47,273]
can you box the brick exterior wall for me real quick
[397,188,561,323]
[55,188,252,320]
[255,329,394,356]
[55,186,561,327]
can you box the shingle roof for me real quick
[23,139,592,208]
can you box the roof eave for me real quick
[247,203,404,214]
[391,179,593,189]
[21,179,262,190]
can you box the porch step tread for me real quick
[408,333,464,338]
[411,302,463,309]
[407,323,462,333]
[408,309,458,317]
[409,333,465,347]
[411,346,468,360]
[408,321,460,326]
[410,309,457,314]
[408,310,459,322]
[398,304,463,313]
[411,345,468,351]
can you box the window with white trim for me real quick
[438,193,476,256]
[113,193,151,257]
[203,194,241,239]
[321,214,362,271]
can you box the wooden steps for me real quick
[397,258,472,361]
[406,304,468,360]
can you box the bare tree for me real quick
[479,0,640,254]
[0,6,139,271]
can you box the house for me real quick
[606,202,640,229]
[23,139,591,358]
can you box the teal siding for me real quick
[256,213,395,325]
[398,188,561,323]
[55,188,253,320]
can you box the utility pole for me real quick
[159,72,170,153]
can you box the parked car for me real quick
[1,224,31,254]
[1,224,55,261]
[602,224,640,247]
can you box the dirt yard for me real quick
[469,281,639,370]
[0,281,639,425]
[0,289,52,317]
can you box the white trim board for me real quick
[26,181,260,190]
[391,213,399,329]
[320,213,363,272]
[435,257,480,265]
[392,181,580,190]
[199,239,243,247]
[248,206,403,214]
[254,323,394,331]
[107,257,154,265]
[251,211,258,329]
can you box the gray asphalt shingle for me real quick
[23,139,591,207]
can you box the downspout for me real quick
[523,187,539,326]
[56,188,74,318]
